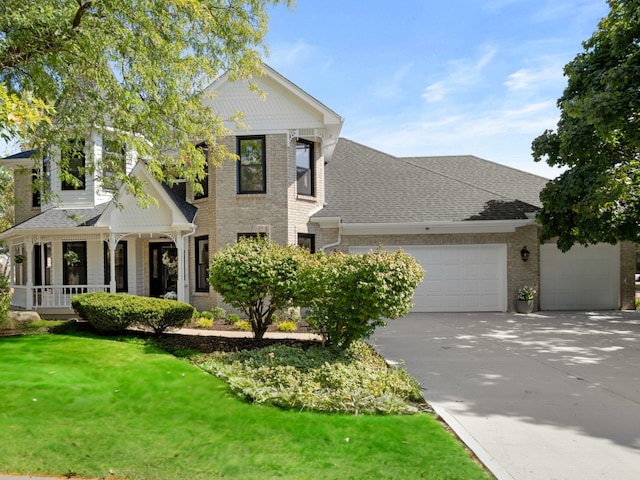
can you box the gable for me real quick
[202,65,343,135]
[95,164,195,232]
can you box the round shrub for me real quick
[211,306,226,320]
[71,292,195,334]
[196,317,213,329]
[71,292,135,333]
[276,320,297,332]
[199,310,214,320]
[234,319,251,331]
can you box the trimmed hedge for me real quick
[71,292,195,334]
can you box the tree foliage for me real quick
[0,167,13,233]
[532,0,640,251]
[208,238,304,342]
[299,249,424,347]
[0,0,292,201]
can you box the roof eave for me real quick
[338,218,537,236]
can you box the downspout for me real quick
[179,222,197,304]
[321,220,342,253]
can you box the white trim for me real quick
[311,218,535,235]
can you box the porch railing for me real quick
[10,285,110,310]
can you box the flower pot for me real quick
[516,300,534,314]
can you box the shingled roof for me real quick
[7,204,110,231]
[313,138,549,224]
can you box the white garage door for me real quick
[540,243,620,310]
[350,245,507,312]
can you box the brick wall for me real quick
[12,170,41,225]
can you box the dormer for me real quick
[49,131,136,208]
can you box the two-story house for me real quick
[1,64,635,316]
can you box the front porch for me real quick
[6,231,191,315]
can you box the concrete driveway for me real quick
[371,311,640,480]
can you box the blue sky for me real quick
[264,0,610,179]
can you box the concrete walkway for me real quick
[371,311,640,480]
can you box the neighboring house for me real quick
[0,65,635,316]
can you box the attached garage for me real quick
[540,243,620,310]
[350,244,508,312]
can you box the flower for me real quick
[517,286,536,301]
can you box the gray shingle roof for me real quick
[2,149,38,161]
[8,204,110,231]
[313,138,549,224]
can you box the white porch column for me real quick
[25,238,34,309]
[176,232,185,303]
[108,233,117,293]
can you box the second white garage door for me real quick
[350,245,507,312]
[540,243,620,310]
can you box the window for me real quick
[63,241,87,286]
[237,136,266,194]
[296,139,314,196]
[104,241,128,292]
[61,140,86,190]
[31,169,40,207]
[32,155,51,207]
[195,236,209,291]
[102,137,126,191]
[34,243,52,286]
[194,142,209,200]
[297,233,315,253]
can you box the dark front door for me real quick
[150,243,178,297]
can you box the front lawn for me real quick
[0,334,491,480]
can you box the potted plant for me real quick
[14,254,25,264]
[516,286,536,313]
[64,250,80,267]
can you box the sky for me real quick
[1,1,610,180]
[263,0,611,179]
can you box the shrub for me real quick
[227,313,240,324]
[280,306,301,323]
[197,341,423,415]
[211,306,226,320]
[0,273,10,328]
[196,317,213,329]
[276,320,297,332]
[72,292,195,334]
[71,292,135,333]
[234,319,252,331]
[208,237,305,341]
[199,310,214,320]
[299,249,424,347]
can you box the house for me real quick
[0,65,635,317]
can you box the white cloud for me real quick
[372,64,413,99]
[267,38,314,68]
[504,61,565,91]
[422,46,497,103]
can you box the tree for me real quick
[299,249,424,347]
[531,0,640,251]
[0,166,13,233]
[0,0,292,202]
[208,237,304,342]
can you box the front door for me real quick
[149,243,178,297]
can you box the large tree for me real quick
[0,0,291,202]
[531,0,640,251]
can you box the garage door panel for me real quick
[349,245,507,312]
[540,243,619,310]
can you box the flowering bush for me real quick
[517,286,536,301]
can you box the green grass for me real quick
[0,335,491,480]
